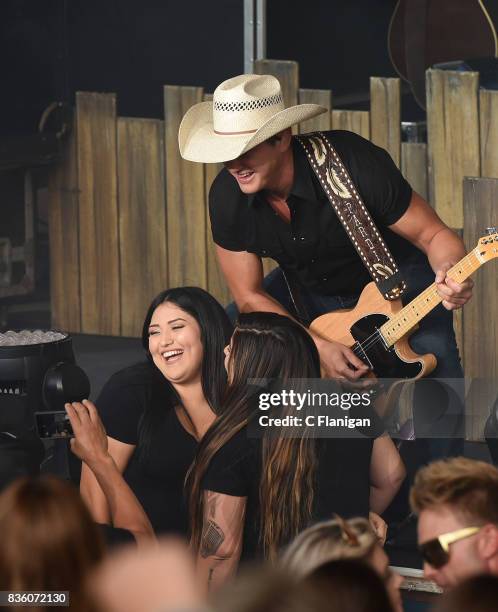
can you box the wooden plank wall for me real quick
[370,77,401,167]
[298,89,332,133]
[164,86,206,289]
[401,143,428,201]
[462,178,498,440]
[48,64,498,386]
[47,111,81,332]
[76,92,120,336]
[118,118,168,337]
[331,110,370,139]
[480,90,498,178]
[426,70,480,226]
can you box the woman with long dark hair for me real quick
[187,312,405,588]
[71,287,232,542]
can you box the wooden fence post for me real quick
[426,69,480,226]
[76,92,120,335]
[163,85,207,288]
[298,89,332,133]
[47,111,81,332]
[463,177,498,440]
[370,77,401,166]
[118,118,168,336]
[401,143,428,201]
[480,89,498,178]
[331,110,370,139]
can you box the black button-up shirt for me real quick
[209,130,415,296]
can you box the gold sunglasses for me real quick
[419,526,482,568]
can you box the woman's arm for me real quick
[80,436,134,524]
[369,435,406,514]
[67,400,155,545]
[196,490,246,592]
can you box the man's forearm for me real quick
[88,454,155,544]
[236,287,292,317]
[237,288,328,351]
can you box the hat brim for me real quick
[178,101,328,163]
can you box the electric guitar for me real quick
[310,231,498,396]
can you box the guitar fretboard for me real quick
[380,248,482,347]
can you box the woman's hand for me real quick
[369,511,387,546]
[65,400,110,469]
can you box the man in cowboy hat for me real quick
[178,73,471,386]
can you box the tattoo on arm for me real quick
[200,492,226,558]
[200,519,225,558]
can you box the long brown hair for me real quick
[188,312,320,560]
[0,475,105,611]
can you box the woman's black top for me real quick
[96,362,197,535]
[202,429,375,561]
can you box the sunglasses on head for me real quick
[418,526,481,568]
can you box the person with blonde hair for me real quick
[281,516,403,612]
[410,456,498,590]
[213,562,395,612]
[0,475,104,612]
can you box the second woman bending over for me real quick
[187,312,405,588]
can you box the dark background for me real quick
[0,0,406,139]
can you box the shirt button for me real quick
[322,276,328,281]
[292,236,296,241]
[300,237,305,241]
[310,258,315,263]
[261,249,267,255]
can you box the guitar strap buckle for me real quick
[297,132,406,301]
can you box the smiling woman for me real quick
[71,287,232,542]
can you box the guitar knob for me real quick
[486,226,497,235]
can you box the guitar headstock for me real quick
[476,231,498,262]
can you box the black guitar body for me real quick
[350,314,423,379]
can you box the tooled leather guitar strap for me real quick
[297,132,406,301]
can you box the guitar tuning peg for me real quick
[486,227,497,235]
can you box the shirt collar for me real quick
[248,137,321,207]
[288,137,319,201]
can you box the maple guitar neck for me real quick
[380,248,483,347]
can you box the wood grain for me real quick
[47,111,81,332]
[163,85,207,288]
[370,77,401,167]
[118,117,167,336]
[298,89,332,133]
[480,89,498,178]
[426,70,480,227]
[331,110,370,139]
[401,143,428,201]
[463,178,498,440]
[76,92,120,335]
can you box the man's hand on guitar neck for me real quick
[312,333,370,381]
[435,262,474,311]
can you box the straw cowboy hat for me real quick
[178,74,327,163]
